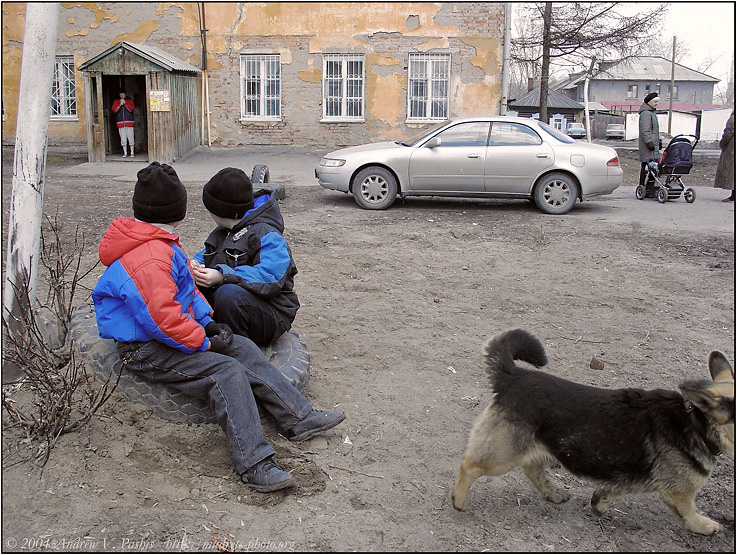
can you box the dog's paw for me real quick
[544,488,570,504]
[451,494,466,511]
[591,491,610,516]
[686,514,721,536]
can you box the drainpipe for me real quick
[500,3,511,115]
[199,2,211,146]
[3,2,60,383]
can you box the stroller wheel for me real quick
[657,188,668,203]
[684,188,696,203]
[635,185,646,200]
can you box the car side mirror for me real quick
[425,137,442,148]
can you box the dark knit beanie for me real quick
[202,167,254,219]
[644,92,659,104]
[132,162,187,223]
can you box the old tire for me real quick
[251,164,286,200]
[69,303,310,424]
[251,164,270,184]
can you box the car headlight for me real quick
[319,158,346,167]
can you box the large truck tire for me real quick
[69,303,310,424]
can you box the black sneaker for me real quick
[241,457,294,492]
[287,409,346,442]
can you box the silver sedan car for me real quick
[315,116,623,214]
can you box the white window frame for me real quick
[240,54,281,121]
[51,56,77,120]
[322,54,365,122]
[407,53,450,123]
[626,84,638,98]
[666,84,678,100]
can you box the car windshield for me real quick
[608,124,624,130]
[538,121,575,143]
[400,121,450,146]
[569,123,584,129]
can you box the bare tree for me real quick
[512,2,668,122]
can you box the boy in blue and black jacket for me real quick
[191,167,299,347]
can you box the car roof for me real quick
[445,115,544,126]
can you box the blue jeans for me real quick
[207,284,291,346]
[117,334,312,474]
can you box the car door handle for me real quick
[467,154,481,158]
[536,153,549,158]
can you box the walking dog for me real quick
[452,329,734,535]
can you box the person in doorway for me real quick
[191,168,298,347]
[92,162,345,492]
[714,111,735,202]
[112,91,135,158]
[638,92,661,196]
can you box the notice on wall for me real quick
[149,89,171,111]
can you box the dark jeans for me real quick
[205,284,291,346]
[117,334,311,474]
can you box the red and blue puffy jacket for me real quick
[92,217,214,353]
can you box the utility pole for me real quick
[668,36,676,135]
[539,2,552,123]
[500,3,512,115]
[3,3,60,383]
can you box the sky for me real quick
[661,2,734,87]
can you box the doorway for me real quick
[102,75,148,159]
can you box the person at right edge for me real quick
[714,110,735,202]
[638,91,661,197]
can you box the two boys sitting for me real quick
[92,162,344,492]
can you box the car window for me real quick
[489,122,542,146]
[402,120,450,146]
[430,121,490,147]
[537,121,575,143]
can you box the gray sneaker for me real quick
[287,409,346,442]
[241,457,294,492]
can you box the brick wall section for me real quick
[2,2,506,149]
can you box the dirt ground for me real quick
[1,146,735,553]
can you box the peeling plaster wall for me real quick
[2,2,504,148]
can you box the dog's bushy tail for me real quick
[484,329,547,381]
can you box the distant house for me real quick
[508,86,584,129]
[557,56,720,113]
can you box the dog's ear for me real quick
[708,351,734,384]
[681,381,734,425]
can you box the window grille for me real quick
[407,53,450,122]
[322,54,365,121]
[240,54,281,120]
[51,56,76,118]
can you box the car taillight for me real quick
[606,157,620,167]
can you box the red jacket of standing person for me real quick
[112,95,135,128]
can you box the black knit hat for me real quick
[132,162,187,223]
[644,92,659,104]
[202,167,254,219]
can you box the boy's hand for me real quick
[205,322,233,353]
[191,265,224,288]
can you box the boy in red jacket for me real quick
[112,91,135,158]
[92,162,345,492]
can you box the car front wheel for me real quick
[534,173,578,215]
[352,167,398,210]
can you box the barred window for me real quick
[240,54,281,120]
[51,56,76,118]
[407,53,450,122]
[322,54,365,121]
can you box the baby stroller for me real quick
[635,134,698,203]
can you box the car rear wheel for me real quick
[352,167,398,210]
[534,173,578,215]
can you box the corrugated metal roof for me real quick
[557,56,718,88]
[510,87,584,110]
[79,41,201,73]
